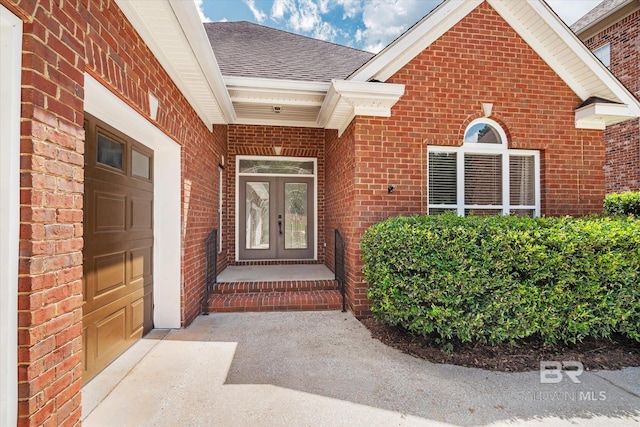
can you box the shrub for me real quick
[604,191,640,216]
[362,214,640,347]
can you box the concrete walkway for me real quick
[82,312,640,426]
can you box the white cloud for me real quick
[244,0,268,23]
[358,0,440,53]
[271,0,342,43]
[194,0,212,22]
[546,0,604,25]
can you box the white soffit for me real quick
[575,102,637,130]
[318,80,405,136]
[115,0,235,129]
[225,76,328,128]
[488,0,640,113]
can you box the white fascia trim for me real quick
[0,6,21,425]
[318,80,405,135]
[575,102,637,130]
[489,0,640,116]
[115,0,235,129]
[225,76,330,94]
[233,117,321,128]
[168,0,235,123]
[84,74,182,329]
[348,0,482,82]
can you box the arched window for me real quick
[427,119,540,217]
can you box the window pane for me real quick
[428,208,457,215]
[510,209,535,217]
[464,123,501,144]
[245,182,269,250]
[510,156,535,206]
[132,150,150,179]
[239,159,314,175]
[464,154,502,205]
[465,209,502,216]
[593,43,610,67]
[428,152,457,204]
[97,133,123,170]
[284,183,307,249]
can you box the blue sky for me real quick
[195,0,604,53]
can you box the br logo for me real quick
[540,361,584,384]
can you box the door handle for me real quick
[278,215,283,234]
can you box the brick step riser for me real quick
[207,290,343,313]
[212,280,339,294]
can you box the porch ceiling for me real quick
[225,77,328,128]
[225,76,405,132]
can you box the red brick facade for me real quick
[2,0,620,424]
[226,125,326,264]
[325,2,605,316]
[4,0,224,424]
[580,10,640,192]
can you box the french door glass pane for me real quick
[428,152,457,204]
[245,182,270,249]
[464,154,502,205]
[285,183,307,249]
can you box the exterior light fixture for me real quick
[273,106,282,114]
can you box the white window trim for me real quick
[428,119,540,217]
[235,155,318,261]
[1,5,22,424]
[85,74,182,329]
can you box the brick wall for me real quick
[227,125,325,264]
[181,124,228,327]
[4,0,223,424]
[324,124,357,309]
[581,10,639,192]
[325,2,605,316]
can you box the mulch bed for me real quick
[361,317,640,372]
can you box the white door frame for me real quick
[84,74,181,329]
[235,155,318,262]
[0,5,22,424]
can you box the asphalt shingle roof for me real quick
[570,0,631,34]
[204,21,374,82]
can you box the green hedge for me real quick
[604,191,640,216]
[362,215,640,347]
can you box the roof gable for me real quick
[348,0,640,126]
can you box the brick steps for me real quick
[207,280,343,313]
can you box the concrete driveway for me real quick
[82,311,640,426]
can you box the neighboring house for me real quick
[572,0,640,192]
[1,0,639,425]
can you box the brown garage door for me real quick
[83,114,154,382]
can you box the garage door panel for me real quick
[130,246,151,280]
[84,243,145,311]
[83,287,144,379]
[130,196,153,231]
[130,297,145,335]
[83,113,154,383]
[94,251,126,296]
[94,191,126,233]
